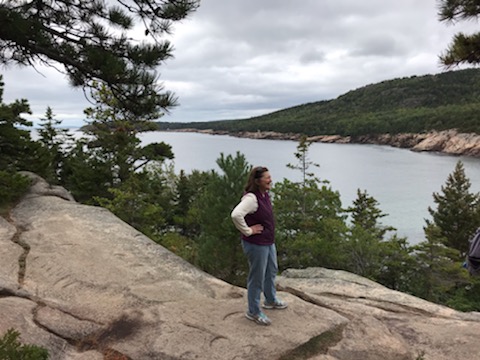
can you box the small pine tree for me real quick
[172,170,209,238]
[274,138,347,270]
[0,75,38,172]
[412,224,468,305]
[287,135,320,186]
[195,152,251,285]
[0,171,31,214]
[94,172,168,238]
[344,189,396,279]
[0,329,49,360]
[427,161,480,257]
[347,189,395,239]
[376,235,416,293]
[61,84,174,203]
[36,107,73,184]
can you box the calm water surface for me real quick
[140,131,480,244]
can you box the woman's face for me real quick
[257,171,272,192]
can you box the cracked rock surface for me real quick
[1,173,480,359]
[278,268,480,360]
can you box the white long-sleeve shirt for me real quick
[231,193,258,236]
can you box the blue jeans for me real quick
[242,240,278,315]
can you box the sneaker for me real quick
[262,299,288,310]
[245,311,272,326]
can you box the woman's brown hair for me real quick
[244,166,269,193]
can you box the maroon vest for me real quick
[242,191,275,245]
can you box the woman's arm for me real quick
[231,193,258,236]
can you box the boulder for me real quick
[409,130,480,156]
[443,132,480,156]
[277,268,480,360]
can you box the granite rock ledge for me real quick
[1,174,480,359]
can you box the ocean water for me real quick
[140,131,480,244]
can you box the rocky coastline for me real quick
[169,128,480,158]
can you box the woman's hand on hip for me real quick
[250,224,264,235]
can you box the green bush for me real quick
[155,232,197,264]
[0,329,49,360]
[0,171,31,214]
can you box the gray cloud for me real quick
[1,0,479,127]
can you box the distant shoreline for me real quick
[163,128,480,158]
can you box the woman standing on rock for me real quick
[231,166,287,326]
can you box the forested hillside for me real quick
[158,68,480,136]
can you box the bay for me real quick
[140,131,480,244]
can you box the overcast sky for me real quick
[1,0,478,127]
